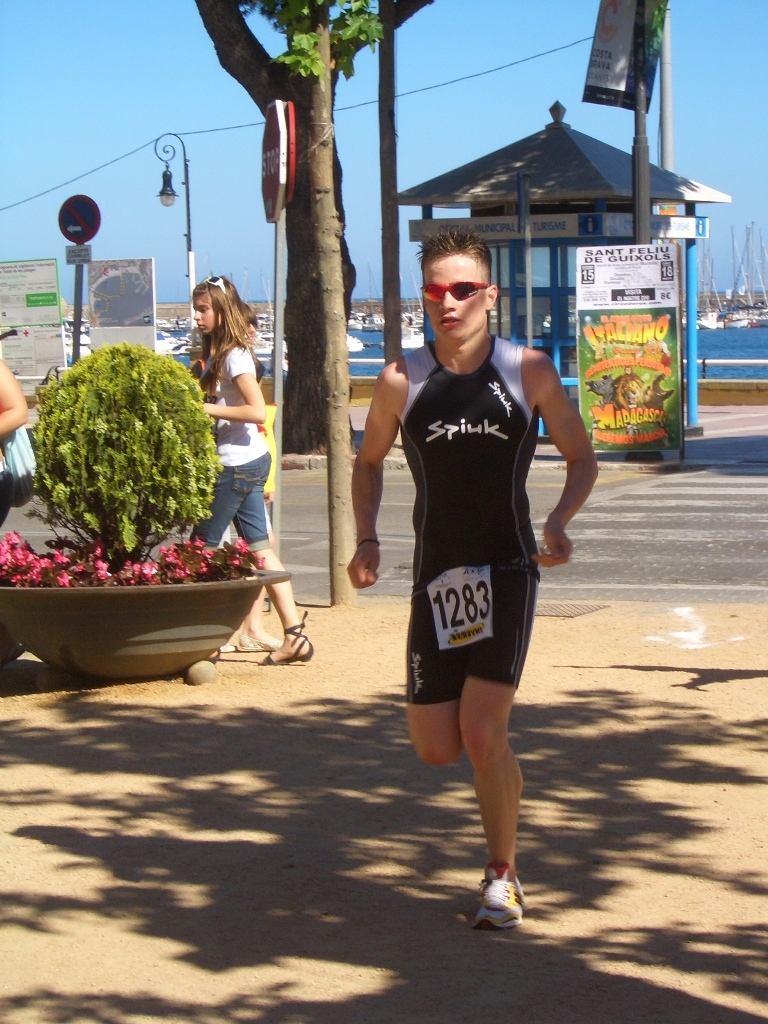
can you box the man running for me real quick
[347,227,597,928]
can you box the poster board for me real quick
[88,259,156,349]
[576,243,682,453]
[0,259,66,390]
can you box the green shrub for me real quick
[34,344,220,567]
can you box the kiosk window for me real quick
[500,295,511,338]
[559,344,578,377]
[515,247,551,288]
[559,246,577,288]
[499,247,510,289]
[516,296,552,339]
[558,295,576,338]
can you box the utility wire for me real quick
[337,34,592,111]
[0,35,591,214]
[0,140,156,213]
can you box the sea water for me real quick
[697,326,768,379]
[348,330,385,377]
[170,327,768,380]
[349,328,768,380]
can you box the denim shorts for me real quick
[192,451,272,549]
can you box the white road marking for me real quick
[645,606,746,650]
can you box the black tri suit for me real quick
[400,337,540,704]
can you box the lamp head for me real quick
[158,165,178,208]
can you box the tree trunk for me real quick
[194,0,434,449]
[282,83,356,455]
[193,0,357,455]
[310,8,356,606]
[379,0,402,364]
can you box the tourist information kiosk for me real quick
[399,103,730,431]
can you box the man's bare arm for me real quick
[522,349,598,567]
[348,362,408,588]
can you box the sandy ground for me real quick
[0,599,767,1024]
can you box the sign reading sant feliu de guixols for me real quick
[576,243,682,453]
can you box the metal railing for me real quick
[696,358,768,379]
[351,357,768,380]
[16,357,768,386]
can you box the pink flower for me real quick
[0,533,263,588]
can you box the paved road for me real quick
[534,466,768,604]
[8,404,766,606]
[275,462,768,605]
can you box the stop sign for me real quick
[262,100,296,223]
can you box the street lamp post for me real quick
[154,133,196,336]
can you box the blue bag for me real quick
[1,427,36,507]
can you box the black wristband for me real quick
[357,538,380,548]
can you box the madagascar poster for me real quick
[576,244,682,452]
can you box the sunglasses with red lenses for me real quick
[422,281,489,302]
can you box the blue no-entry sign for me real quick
[58,195,101,244]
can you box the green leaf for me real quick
[250,1,381,80]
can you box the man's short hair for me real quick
[417,227,492,281]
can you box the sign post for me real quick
[517,174,533,348]
[58,195,100,364]
[261,100,296,555]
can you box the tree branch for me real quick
[345,0,433,57]
[194,0,290,111]
[393,0,434,30]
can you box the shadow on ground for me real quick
[0,673,766,1022]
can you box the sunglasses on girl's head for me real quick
[422,281,489,302]
[205,276,227,293]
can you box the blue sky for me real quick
[1,1,765,303]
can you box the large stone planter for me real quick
[0,571,289,681]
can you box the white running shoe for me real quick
[473,863,525,929]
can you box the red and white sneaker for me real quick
[473,862,526,929]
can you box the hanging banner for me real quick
[576,243,682,452]
[583,0,668,111]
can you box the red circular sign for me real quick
[59,195,101,243]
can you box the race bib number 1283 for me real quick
[427,565,493,650]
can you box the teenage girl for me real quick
[190,276,312,665]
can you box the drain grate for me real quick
[536,602,607,618]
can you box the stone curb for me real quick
[282,453,409,471]
[281,452,760,474]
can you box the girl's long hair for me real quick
[192,276,251,393]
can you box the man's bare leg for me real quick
[407,679,521,869]
[407,699,462,766]
[459,677,521,873]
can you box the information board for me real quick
[576,243,683,453]
[0,259,65,389]
[88,258,156,349]
[0,259,62,326]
